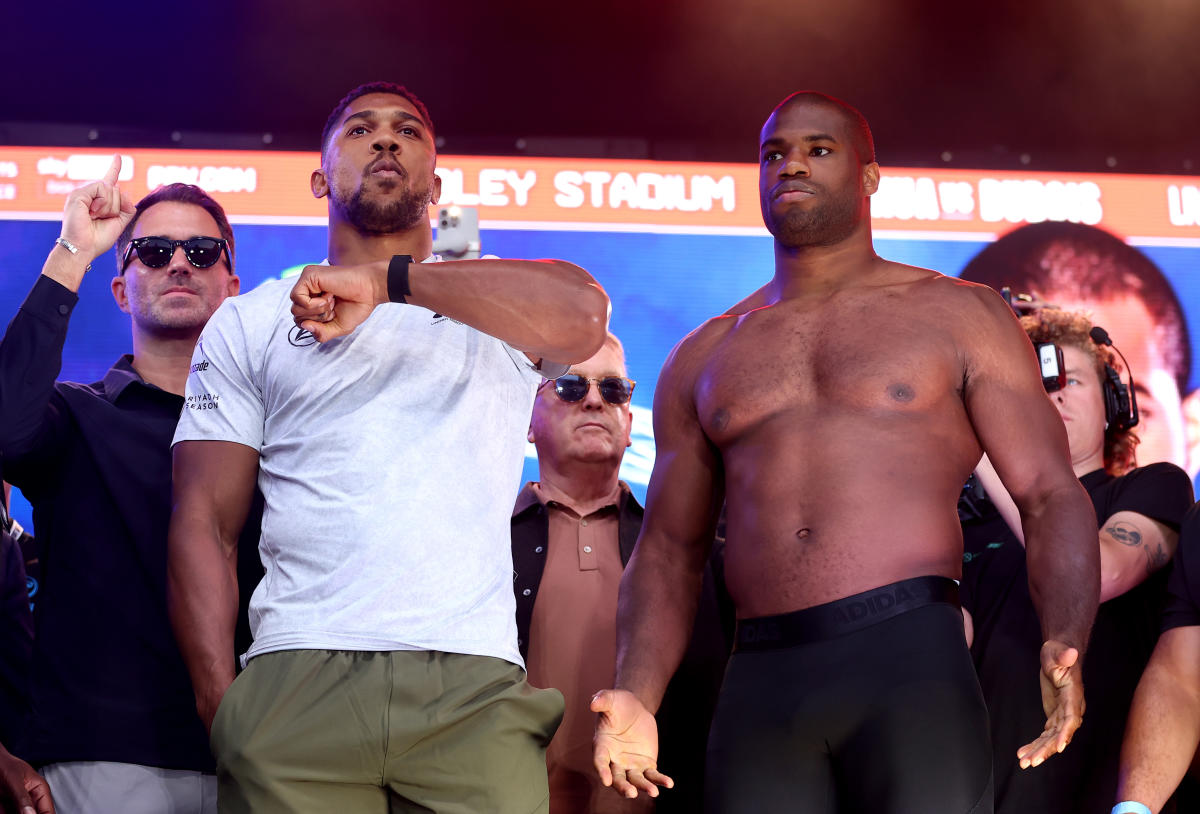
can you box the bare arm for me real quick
[168,440,259,734]
[977,457,1177,602]
[592,329,723,798]
[974,453,1025,544]
[962,286,1099,767]
[615,342,722,706]
[288,258,609,364]
[1098,511,1178,602]
[1117,626,1200,812]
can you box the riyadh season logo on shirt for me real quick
[186,393,220,411]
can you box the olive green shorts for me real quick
[211,649,564,813]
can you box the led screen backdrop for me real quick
[2,146,1199,532]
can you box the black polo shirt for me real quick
[0,276,233,770]
[1163,502,1200,632]
[961,463,1193,814]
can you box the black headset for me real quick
[1001,290,1139,433]
[1089,326,1139,432]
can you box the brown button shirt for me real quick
[523,481,653,814]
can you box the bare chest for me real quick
[697,301,966,444]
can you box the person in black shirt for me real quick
[0,158,245,814]
[962,307,1193,814]
[1116,502,1200,811]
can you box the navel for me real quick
[795,527,812,541]
[887,383,916,403]
[712,408,731,432]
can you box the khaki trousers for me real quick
[211,649,563,813]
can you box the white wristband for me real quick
[1112,802,1152,814]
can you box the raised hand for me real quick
[591,688,674,799]
[60,155,137,261]
[289,263,388,342]
[1017,640,1085,769]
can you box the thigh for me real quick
[703,654,836,814]
[384,652,564,814]
[42,761,210,814]
[835,606,993,814]
[213,649,390,814]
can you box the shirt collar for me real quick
[513,482,543,517]
[101,355,146,403]
[100,355,177,404]
[517,480,628,518]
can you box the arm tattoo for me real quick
[1144,543,1169,574]
[1105,521,1143,547]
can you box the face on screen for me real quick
[1053,294,1187,470]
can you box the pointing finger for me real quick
[102,154,122,186]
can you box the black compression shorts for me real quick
[705,576,993,814]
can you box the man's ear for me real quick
[311,168,329,199]
[624,408,633,448]
[430,171,442,206]
[226,273,241,297]
[111,275,131,314]
[862,162,880,196]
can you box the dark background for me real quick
[3,0,1197,173]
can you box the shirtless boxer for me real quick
[591,92,1101,813]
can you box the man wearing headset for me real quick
[962,307,1193,814]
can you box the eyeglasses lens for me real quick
[134,238,224,269]
[552,375,632,405]
[554,376,589,402]
[599,378,632,404]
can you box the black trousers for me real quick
[706,579,993,814]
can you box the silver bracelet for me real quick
[54,237,91,271]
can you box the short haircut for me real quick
[771,91,876,164]
[115,183,234,275]
[600,332,627,374]
[959,222,1189,392]
[320,82,435,162]
[1021,307,1137,475]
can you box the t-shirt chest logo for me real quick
[287,325,317,347]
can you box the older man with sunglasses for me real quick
[0,159,245,813]
[514,334,728,814]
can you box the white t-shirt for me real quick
[173,262,542,667]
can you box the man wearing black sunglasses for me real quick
[514,334,727,814]
[0,158,243,813]
[169,82,607,812]
[593,92,1100,813]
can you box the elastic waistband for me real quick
[733,575,959,653]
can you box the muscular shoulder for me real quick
[651,314,740,419]
[911,270,1007,318]
[921,276,1031,376]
